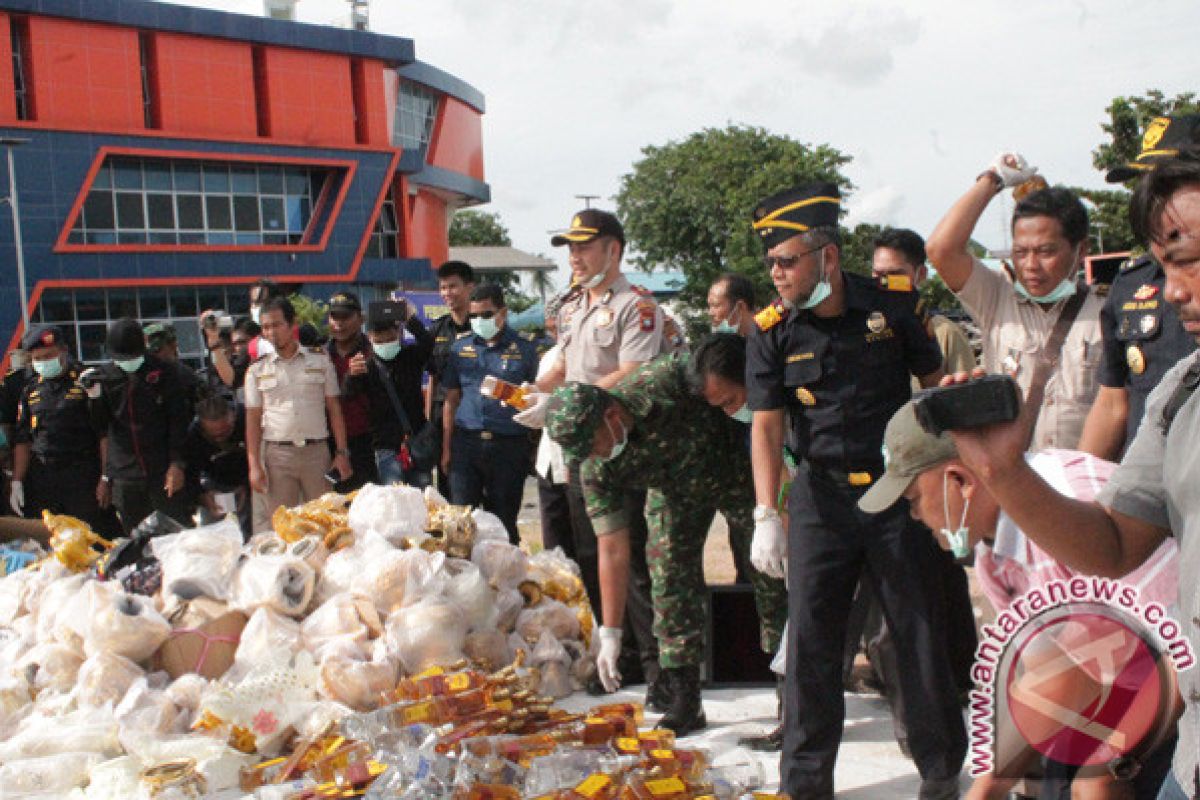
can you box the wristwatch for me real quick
[976,169,1004,192]
[753,504,779,522]
[335,448,350,457]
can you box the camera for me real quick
[368,300,407,328]
[203,311,234,330]
[912,375,1020,436]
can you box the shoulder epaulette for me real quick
[630,284,653,297]
[754,300,787,332]
[454,330,473,340]
[1120,254,1153,273]
[877,274,914,292]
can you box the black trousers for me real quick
[781,464,967,798]
[449,429,530,545]
[430,401,451,500]
[567,465,659,684]
[537,476,574,554]
[111,475,195,536]
[24,456,121,539]
[338,431,379,491]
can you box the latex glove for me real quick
[8,480,23,516]
[988,151,1038,188]
[751,509,787,579]
[512,387,551,429]
[79,368,102,399]
[596,626,623,693]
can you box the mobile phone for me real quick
[368,300,407,328]
[912,375,1021,436]
[324,467,342,485]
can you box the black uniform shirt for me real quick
[90,354,189,481]
[746,272,943,474]
[1098,255,1196,445]
[0,367,32,427]
[181,407,249,492]
[427,313,472,404]
[13,361,103,463]
[347,315,435,449]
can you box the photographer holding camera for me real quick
[344,296,435,487]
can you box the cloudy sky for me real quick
[181,0,1195,287]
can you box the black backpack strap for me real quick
[1159,356,1200,435]
[373,356,413,438]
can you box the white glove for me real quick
[79,368,102,399]
[988,151,1038,188]
[751,508,787,579]
[512,386,551,429]
[8,480,23,516]
[596,626,623,693]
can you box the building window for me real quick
[33,285,253,370]
[10,17,32,121]
[66,156,340,248]
[393,81,439,152]
[365,191,399,258]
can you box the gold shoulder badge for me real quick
[878,274,913,292]
[755,302,786,332]
[795,387,816,406]
[1133,284,1159,301]
[1126,344,1146,375]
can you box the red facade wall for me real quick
[259,46,355,145]
[407,188,449,265]
[26,16,143,130]
[153,32,258,139]
[427,97,484,181]
[0,14,16,124]
[351,58,390,146]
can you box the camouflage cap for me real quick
[544,382,612,464]
[142,322,176,353]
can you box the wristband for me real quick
[976,170,1004,192]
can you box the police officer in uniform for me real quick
[427,261,477,498]
[745,184,966,799]
[9,325,120,537]
[1078,114,1200,461]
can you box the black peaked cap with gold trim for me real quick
[752,183,841,250]
[1106,114,1200,183]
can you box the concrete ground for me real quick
[516,479,980,797]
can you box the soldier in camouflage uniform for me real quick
[545,336,787,736]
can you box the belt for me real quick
[457,428,523,441]
[810,464,876,487]
[265,438,328,447]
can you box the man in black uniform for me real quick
[1078,114,1200,461]
[181,394,251,537]
[744,183,966,799]
[8,325,120,537]
[0,349,32,443]
[88,318,193,534]
[426,260,476,497]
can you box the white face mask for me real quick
[800,251,832,310]
[731,404,753,423]
[940,471,972,559]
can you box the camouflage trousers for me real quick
[644,487,788,668]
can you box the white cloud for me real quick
[778,6,922,87]
[845,186,906,228]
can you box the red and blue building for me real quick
[0,0,488,365]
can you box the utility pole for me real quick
[348,0,369,31]
[574,194,599,209]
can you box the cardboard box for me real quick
[155,610,248,680]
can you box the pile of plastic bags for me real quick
[0,484,600,798]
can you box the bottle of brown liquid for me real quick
[1012,174,1049,202]
[480,376,531,410]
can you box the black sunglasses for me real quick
[469,310,498,320]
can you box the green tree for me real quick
[616,124,853,314]
[1067,186,1139,254]
[1092,90,1199,174]
[448,209,536,312]
[290,293,329,335]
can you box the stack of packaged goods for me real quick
[0,484,693,799]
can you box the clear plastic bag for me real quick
[114,677,184,743]
[442,558,496,631]
[0,705,120,761]
[317,638,398,711]
[82,582,171,663]
[81,755,142,800]
[462,628,513,673]
[515,598,580,644]
[197,651,321,757]
[75,651,144,708]
[32,572,87,646]
[317,530,392,604]
[164,673,209,718]
[151,518,243,601]
[384,596,468,675]
[529,630,573,699]
[348,483,428,545]
[470,540,528,591]
[368,546,446,616]
[301,593,380,663]
[471,509,509,544]
[494,588,524,633]
[229,607,301,681]
[233,555,315,617]
[0,751,103,796]
[18,641,84,694]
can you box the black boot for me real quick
[645,669,672,713]
[658,665,706,737]
[737,723,783,751]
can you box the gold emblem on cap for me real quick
[867,311,886,333]
[1142,117,1170,153]
[795,387,816,406]
[596,307,614,327]
[571,215,582,228]
[1126,344,1146,375]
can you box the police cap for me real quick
[20,324,66,352]
[550,209,625,248]
[752,183,842,250]
[1106,114,1200,183]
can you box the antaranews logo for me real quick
[968,576,1194,780]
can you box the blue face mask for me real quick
[712,308,742,335]
[374,341,401,361]
[471,317,499,341]
[32,356,63,379]
[731,404,753,424]
[1014,278,1076,305]
[800,252,832,310]
[602,416,628,461]
[115,356,145,374]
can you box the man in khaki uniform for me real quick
[927,153,1104,450]
[530,208,664,703]
[245,296,352,516]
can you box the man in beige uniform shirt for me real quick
[927,153,1103,450]
[245,296,352,514]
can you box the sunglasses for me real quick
[763,244,825,270]
[469,310,498,320]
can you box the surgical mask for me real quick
[115,356,144,374]
[32,356,63,379]
[374,341,401,361]
[712,309,741,334]
[1014,277,1076,305]
[731,404,753,423]
[602,416,628,461]
[800,252,832,310]
[582,270,607,290]
[471,317,499,341]
[940,471,972,559]
[250,306,261,324]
